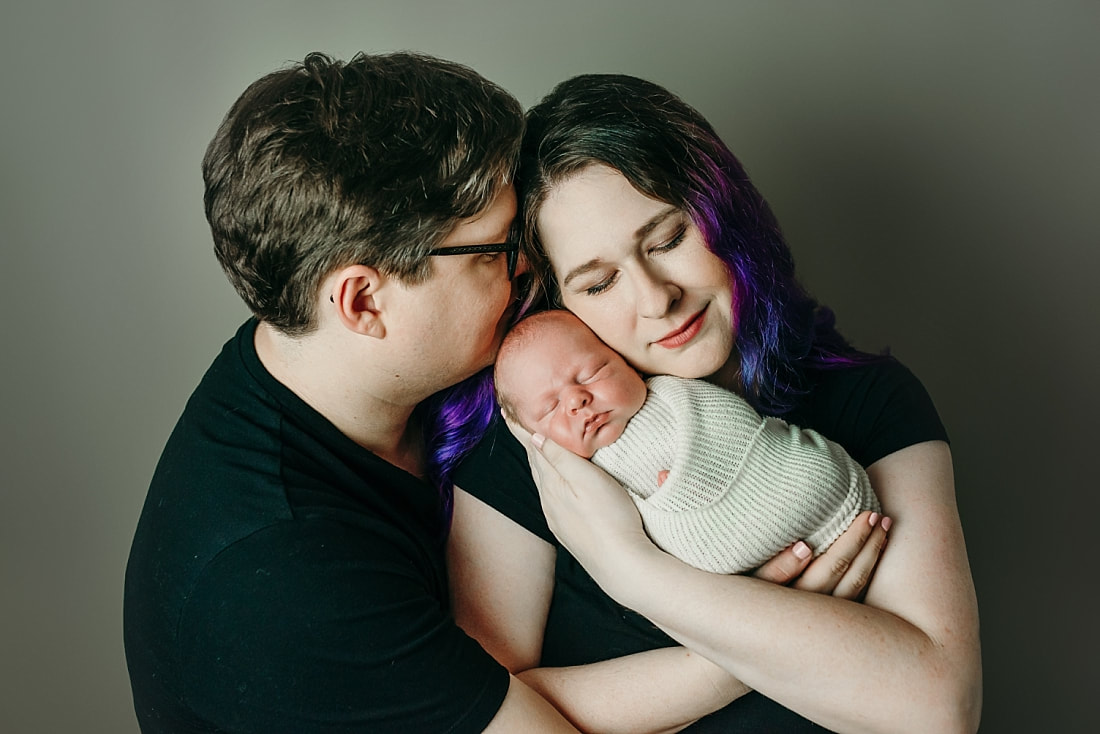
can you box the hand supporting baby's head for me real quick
[495,310,647,458]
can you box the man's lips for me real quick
[655,308,706,349]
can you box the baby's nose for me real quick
[566,388,592,414]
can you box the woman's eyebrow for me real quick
[562,259,605,289]
[561,206,680,289]
[634,206,679,240]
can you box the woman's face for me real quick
[537,165,736,380]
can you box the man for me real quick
[123,51,576,732]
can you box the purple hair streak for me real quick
[428,74,884,524]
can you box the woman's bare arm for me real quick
[448,487,750,733]
[449,487,555,672]
[482,675,580,733]
[525,436,982,734]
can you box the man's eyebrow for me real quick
[561,206,680,290]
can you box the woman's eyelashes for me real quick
[649,224,687,255]
[584,271,618,296]
[581,224,688,296]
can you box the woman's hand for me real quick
[503,417,652,576]
[752,510,890,600]
[506,412,890,602]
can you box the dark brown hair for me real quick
[203,51,524,335]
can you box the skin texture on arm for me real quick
[481,675,581,733]
[525,436,982,734]
[516,648,749,734]
[449,487,555,673]
[448,487,750,734]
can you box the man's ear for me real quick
[328,265,388,338]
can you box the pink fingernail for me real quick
[881,516,892,531]
[869,512,880,527]
[793,541,811,559]
[532,433,545,449]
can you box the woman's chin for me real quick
[649,350,729,382]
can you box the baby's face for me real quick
[500,316,647,458]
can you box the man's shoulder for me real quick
[170,518,414,642]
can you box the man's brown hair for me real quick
[203,51,524,335]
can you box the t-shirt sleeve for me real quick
[797,358,949,468]
[177,519,509,733]
[452,416,555,545]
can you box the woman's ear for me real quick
[328,265,387,338]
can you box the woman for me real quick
[448,74,981,733]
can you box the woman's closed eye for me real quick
[649,224,687,255]
[581,225,687,296]
[583,270,619,296]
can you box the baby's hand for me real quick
[656,469,669,487]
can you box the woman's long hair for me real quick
[519,73,879,415]
[428,73,879,526]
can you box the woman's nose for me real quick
[635,269,680,319]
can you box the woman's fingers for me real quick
[752,541,813,585]
[502,411,536,455]
[501,414,562,491]
[791,511,889,596]
[831,516,890,600]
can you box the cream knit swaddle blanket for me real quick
[591,376,880,574]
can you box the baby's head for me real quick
[495,310,647,458]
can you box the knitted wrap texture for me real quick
[592,376,880,574]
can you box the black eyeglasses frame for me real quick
[428,242,519,280]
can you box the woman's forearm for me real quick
[625,551,979,734]
[601,442,982,734]
[450,488,752,732]
[517,646,750,734]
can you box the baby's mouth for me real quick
[584,412,608,437]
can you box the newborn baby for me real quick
[494,310,880,574]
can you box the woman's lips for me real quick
[655,308,706,349]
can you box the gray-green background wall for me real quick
[2,2,1095,732]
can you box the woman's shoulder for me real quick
[787,357,949,467]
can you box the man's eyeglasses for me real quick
[429,242,519,280]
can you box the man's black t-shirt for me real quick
[124,320,509,733]
[454,357,948,733]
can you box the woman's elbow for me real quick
[929,653,982,734]
[952,671,983,734]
